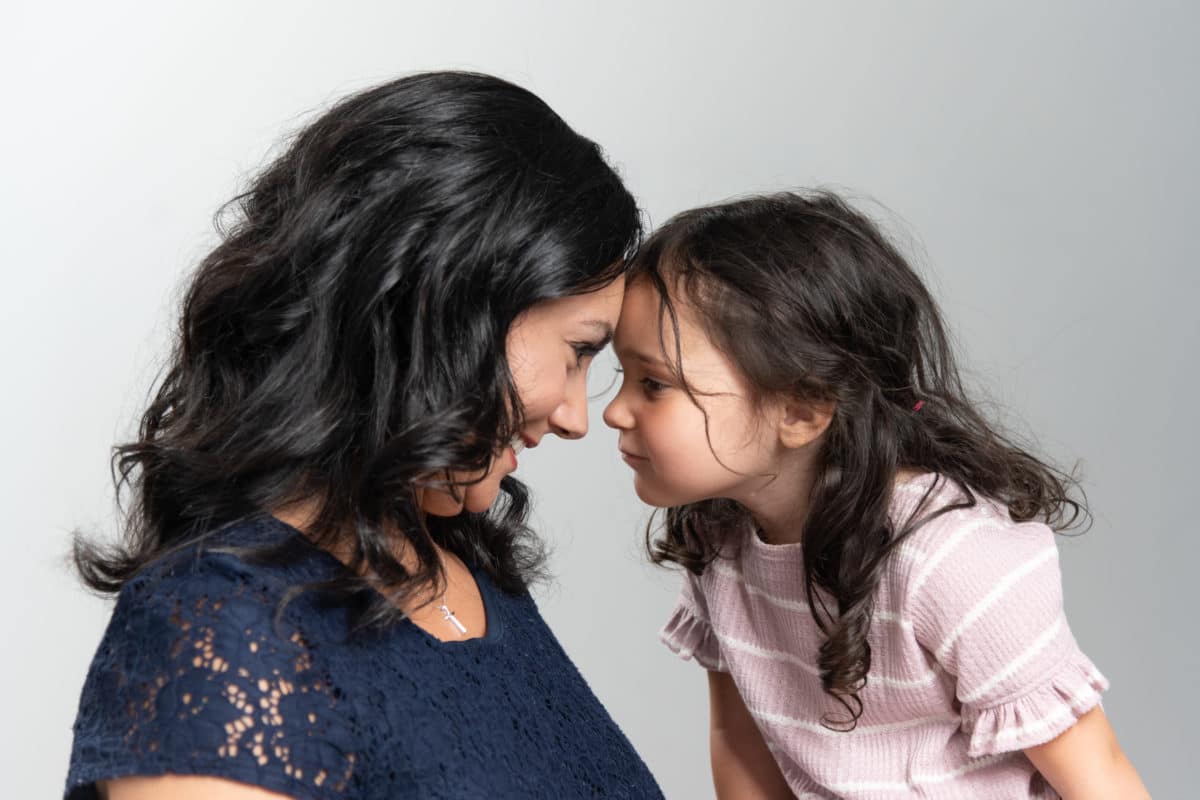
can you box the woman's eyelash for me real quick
[571,342,604,366]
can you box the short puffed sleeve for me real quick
[660,570,728,673]
[65,551,360,799]
[908,514,1107,757]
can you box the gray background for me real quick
[3,1,1196,797]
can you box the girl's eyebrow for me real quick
[612,344,667,367]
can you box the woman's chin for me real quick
[463,483,503,514]
[463,499,496,514]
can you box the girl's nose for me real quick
[602,391,632,431]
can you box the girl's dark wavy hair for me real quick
[634,190,1087,730]
[73,71,641,632]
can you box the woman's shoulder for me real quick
[112,514,338,629]
[128,513,306,583]
[67,516,361,799]
[93,514,347,701]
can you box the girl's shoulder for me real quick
[887,474,1063,613]
[886,474,1060,601]
[890,474,1054,561]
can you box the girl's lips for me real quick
[619,449,648,463]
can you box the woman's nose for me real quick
[548,375,589,440]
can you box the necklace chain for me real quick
[434,549,468,636]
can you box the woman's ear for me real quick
[777,398,835,450]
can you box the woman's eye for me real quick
[571,343,602,368]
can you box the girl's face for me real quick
[603,278,782,508]
[422,276,626,516]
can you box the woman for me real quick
[66,72,662,799]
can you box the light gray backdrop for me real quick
[3,1,1196,797]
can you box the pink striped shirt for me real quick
[661,473,1107,799]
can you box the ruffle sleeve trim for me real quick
[962,656,1109,757]
[659,600,727,673]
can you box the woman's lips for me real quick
[505,435,526,471]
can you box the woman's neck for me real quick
[270,497,436,575]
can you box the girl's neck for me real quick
[740,461,928,546]
[739,451,818,546]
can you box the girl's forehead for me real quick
[615,279,732,378]
[615,279,680,345]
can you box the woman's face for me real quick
[421,276,626,516]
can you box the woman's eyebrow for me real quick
[580,319,614,335]
[579,319,615,344]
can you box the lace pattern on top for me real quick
[67,516,665,799]
[71,553,359,797]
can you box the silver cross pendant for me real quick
[438,603,468,635]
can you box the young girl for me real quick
[603,192,1149,799]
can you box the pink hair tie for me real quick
[912,400,924,412]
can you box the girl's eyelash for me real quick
[614,366,667,394]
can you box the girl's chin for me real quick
[632,479,679,509]
[633,476,712,509]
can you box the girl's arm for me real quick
[1023,706,1150,799]
[708,670,795,800]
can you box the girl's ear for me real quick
[777,398,836,450]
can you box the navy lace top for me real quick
[65,515,663,799]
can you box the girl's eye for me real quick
[614,366,667,396]
[640,377,668,395]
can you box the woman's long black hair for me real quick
[74,71,641,631]
[634,191,1087,729]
